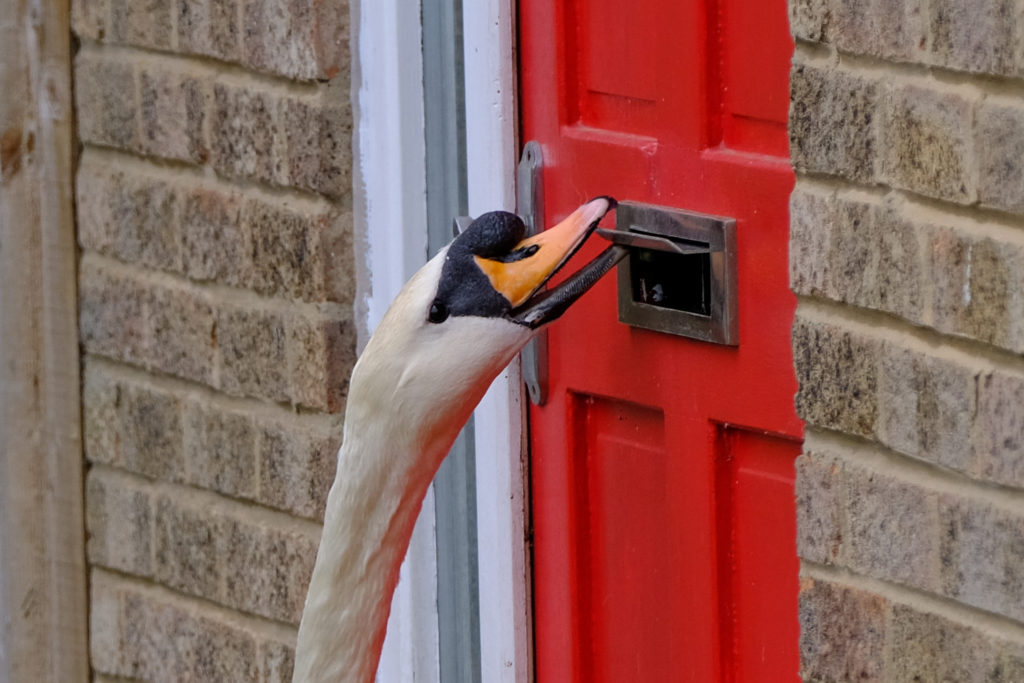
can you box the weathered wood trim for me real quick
[0,0,89,680]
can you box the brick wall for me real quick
[72,2,354,680]
[789,1,1024,679]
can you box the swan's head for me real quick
[348,196,619,457]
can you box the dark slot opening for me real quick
[629,245,711,316]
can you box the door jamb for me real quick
[354,0,531,678]
[464,1,535,681]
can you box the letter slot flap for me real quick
[596,201,738,345]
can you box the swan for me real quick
[292,197,622,682]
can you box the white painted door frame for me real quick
[463,2,535,682]
[353,0,529,681]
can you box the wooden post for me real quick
[0,0,89,680]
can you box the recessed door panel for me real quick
[715,427,801,680]
[571,396,682,682]
[717,0,791,154]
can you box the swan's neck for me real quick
[291,417,447,683]
[290,257,532,682]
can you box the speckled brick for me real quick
[222,517,319,623]
[109,173,180,271]
[886,602,1005,681]
[217,304,289,403]
[789,187,832,297]
[154,495,223,600]
[876,343,975,474]
[790,62,878,182]
[120,381,186,481]
[76,157,181,271]
[110,0,173,50]
[211,83,279,185]
[79,259,148,366]
[880,83,976,203]
[928,227,1024,353]
[929,0,1019,76]
[81,358,189,485]
[120,588,260,682]
[82,361,122,466]
[241,0,352,80]
[178,0,240,62]
[799,578,887,682]
[286,310,355,412]
[940,495,1024,623]
[89,574,130,677]
[915,355,976,471]
[92,572,267,681]
[281,98,352,196]
[190,612,261,682]
[183,398,258,498]
[791,189,924,322]
[1002,645,1024,682]
[324,211,356,305]
[82,366,187,480]
[242,0,317,79]
[833,0,927,62]
[140,67,207,164]
[147,283,217,385]
[72,0,110,40]
[257,417,339,520]
[820,196,877,306]
[795,450,842,564]
[843,463,940,591]
[875,343,921,457]
[180,186,247,285]
[793,317,878,437]
[854,203,923,322]
[315,103,352,197]
[974,371,1024,487]
[789,0,829,42]
[311,0,349,81]
[245,197,332,301]
[150,490,324,627]
[81,362,186,481]
[260,638,296,683]
[977,101,1024,215]
[75,53,139,152]
[86,469,153,577]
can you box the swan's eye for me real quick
[428,300,449,324]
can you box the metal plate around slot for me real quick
[615,201,738,345]
[518,141,549,405]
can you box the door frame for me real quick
[355,0,531,679]
[463,2,535,681]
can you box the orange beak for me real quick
[473,197,614,307]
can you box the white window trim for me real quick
[352,2,439,682]
[354,0,529,680]
[463,2,535,682]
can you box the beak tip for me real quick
[581,195,617,227]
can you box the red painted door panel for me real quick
[520,0,802,681]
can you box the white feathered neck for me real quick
[292,248,531,683]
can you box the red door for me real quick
[521,1,802,681]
